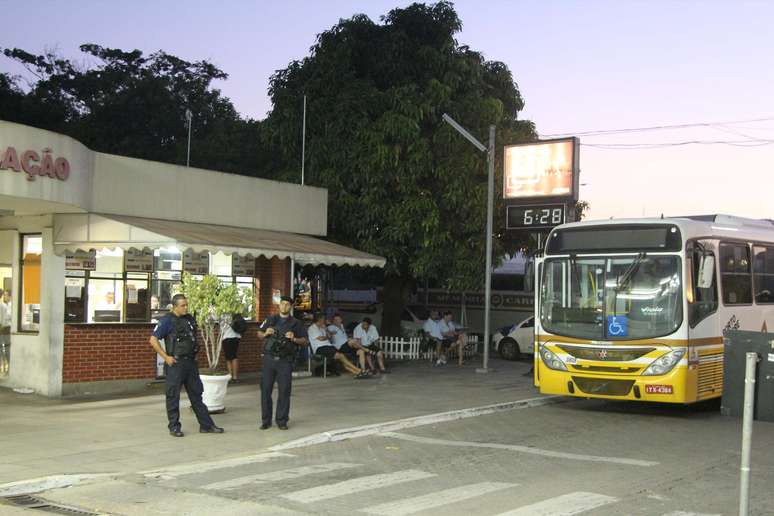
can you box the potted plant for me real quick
[180,272,254,412]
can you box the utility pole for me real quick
[185,109,193,167]
[441,114,495,373]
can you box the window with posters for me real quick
[63,247,256,323]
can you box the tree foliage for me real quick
[0,44,264,174]
[262,2,538,332]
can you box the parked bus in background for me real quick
[533,215,774,403]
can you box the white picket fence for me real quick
[381,335,479,361]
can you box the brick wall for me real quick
[63,322,264,383]
[255,256,291,322]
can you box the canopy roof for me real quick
[54,214,385,268]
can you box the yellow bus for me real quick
[534,215,774,403]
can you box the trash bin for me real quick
[721,330,774,422]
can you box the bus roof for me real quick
[554,214,774,244]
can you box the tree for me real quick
[263,2,537,334]
[180,273,255,373]
[0,45,264,174]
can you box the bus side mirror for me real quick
[697,255,714,289]
[524,261,534,293]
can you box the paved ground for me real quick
[2,358,773,515]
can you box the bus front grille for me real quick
[698,353,724,395]
[571,365,642,374]
[571,377,635,396]
[558,345,655,362]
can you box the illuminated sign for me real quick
[65,250,96,270]
[232,254,256,277]
[0,146,71,181]
[503,138,578,200]
[124,247,154,272]
[183,250,209,275]
[506,203,565,230]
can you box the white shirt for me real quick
[353,323,379,347]
[221,317,241,340]
[307,324,332,353]
[0,301,11,328]
[438,319,456,336]
[327,324,348,350]
[423,318,442,339]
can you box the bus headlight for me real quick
[642,349,685,376]
[540,344,568,371]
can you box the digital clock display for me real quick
[506,204,565,229]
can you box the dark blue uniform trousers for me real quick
[165,357,215,431]
[261,356,292,426]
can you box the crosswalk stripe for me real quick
[380,432,658,467]
[662,512,721,516]
[141,451,294,479]
[361,482,517,515]
[281,469,435,503]
[495,491,618,516]
[202,463,363,490]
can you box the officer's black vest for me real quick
[166,314,198,358]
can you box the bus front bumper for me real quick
[537,363,693,403]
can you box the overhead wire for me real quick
[540,116,774,149]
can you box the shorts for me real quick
[366,343,381,353]
[339,343,360,361]
[441,338,456,350]
[315,345,338,360]
[222,338,240,360]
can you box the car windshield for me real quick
[540,255,682,340]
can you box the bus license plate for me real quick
[645,385,673,394]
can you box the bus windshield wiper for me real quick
[616,252,646,291]
[569,253,583,296]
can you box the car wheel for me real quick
[498,337,521,361]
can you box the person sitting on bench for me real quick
[353,317,387,374]
[308,313,368,379]
[439,311,465,366]
[327,314,367,371]
[423,310,445,366]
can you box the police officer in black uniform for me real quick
[257,295,307,430]
[149,294,224,437]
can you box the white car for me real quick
[492,316,535,360]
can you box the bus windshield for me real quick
[540,255,683,340]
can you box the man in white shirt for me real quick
[439,311,465,366]
[0,290,11,376]
[327,314,367,371]
[353,317,387,373]
[308,313,368,378]
[423,310,447,366]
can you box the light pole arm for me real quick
[442,114,487,153]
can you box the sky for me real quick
[2,0,773,221]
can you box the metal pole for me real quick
[739,351,757,516]
[289,256,295,315]
[185,109,192,167]
[301,95,306,185]
[477,124,495,374]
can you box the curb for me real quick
[270,394,567,451]
[0,474,115,498]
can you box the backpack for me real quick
[231,314,248,335]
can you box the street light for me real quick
[185,109,193,167]
[442,113,495,374]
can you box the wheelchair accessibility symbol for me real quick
[607,315,629,337]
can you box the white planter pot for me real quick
[200,373,231,413]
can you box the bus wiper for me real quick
[569,253,582,293]
[616,252,646,291]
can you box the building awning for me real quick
[53,213,385,268]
